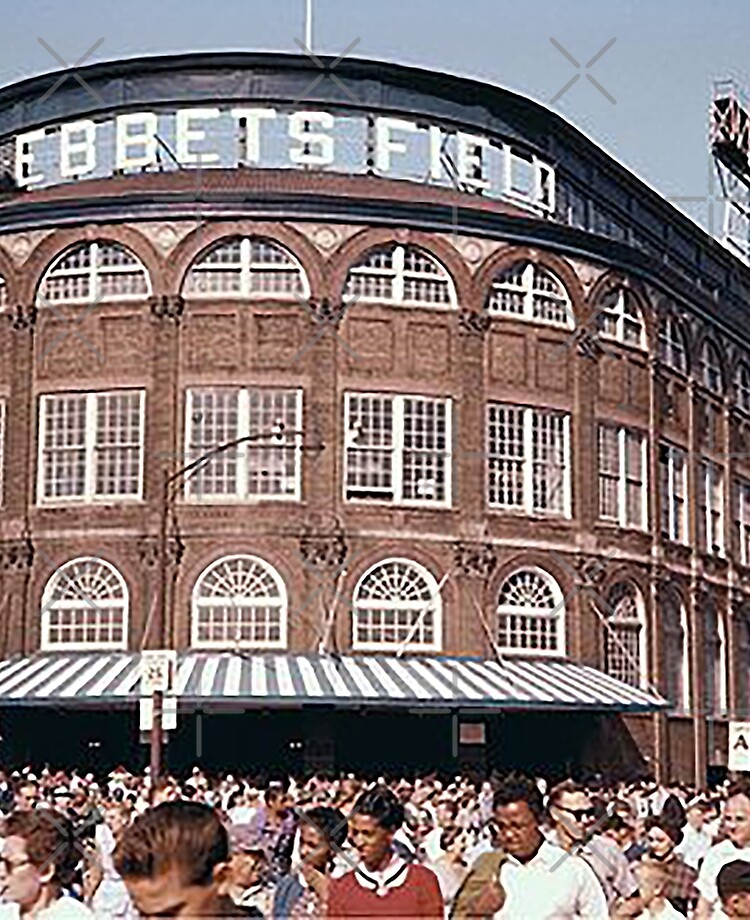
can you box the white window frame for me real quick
[183,237,310,301]
[658,315,688,374]
[659,443,688,544]
[503,146,556,214]
[40,556,129,651]
[485,262,573,329]
[486,404,571,518]
[736,362,750,413]
[344,244,457,310]
[701,342,725,395]
[664,595,691,713]
[343,393,452,508]
[602,584,648,690]
[597,288,647,350]
[352,557,443,653]
[37,390,145,505]
[183,387,303,503]
[598,425,648,530]
[0,276,7,311]
[698,459,725,556]
[737,478,750,566]
[36,240,151,306]
[191,554,288,650]
[496,567,566,657]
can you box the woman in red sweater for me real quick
[327,786,444,919]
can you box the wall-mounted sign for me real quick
[729,720,750,772]
[4,106,554,214]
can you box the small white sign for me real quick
[140,650,177,694]
[729,721,750,771]
[139,696,177,732]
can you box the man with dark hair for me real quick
[113,801,250,917]
[0,809,93,918]
[273,806,347,918]
[456,774,607,919]
[717,859,750,918]
[327,786,443,917]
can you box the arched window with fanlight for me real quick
[700,340,725,395]
[496,567,565,656]
[36,241,151,306]
[602,582,647,687]
[663,589,690,712]
[736,361,750,413]
[343,244,456,310]
[0,275,7,311]
[352,558,443,652]
[596,287,646,349]
[704,600,728,717]
[485,261,573,328]
[658,314,689,375]
[183,237,309,300]
[191,555,287,649]
[41,557,128,650]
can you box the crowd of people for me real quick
[0,765,749,917]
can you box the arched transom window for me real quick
[352,558,443,652]
[192,555,287,649]
[736,361,750,413]
[486,261,573,328]
[663,590,690,712]
[658,314,689,374]
[496,568,565,656]
[37,241,150,305]
[602,582,646,688]
[183,237,308,300]
[596,287,646,349]
[41,557,128,650]
[344,244,456,309]
[701,340,724,395]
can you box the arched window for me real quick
[344,244,456,309]
[352,558,443,652]
[663,590,690,712]
[658,315,689,374]
[41,557,128,650]
[183,237,309,300]
[736,362,750,413]
[737,612,750,719]
[701,340,724,395]
[596,288,646,349]
[191,555,287,649]
[496,568,565,656]
[705,602,727,717]
[485,262,573,328]
[0,275,7,311]
[37,241,150,305]
[602,582,646,688]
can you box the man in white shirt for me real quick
[676,799,714,871]
[462,774,608,919]
[696,782,750,918]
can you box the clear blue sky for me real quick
[2,0,750,231]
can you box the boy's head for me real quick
[718,860,750,918]
[114,801,231,917]
[633,862,668,910]
[298,807,347,871]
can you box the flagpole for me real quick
[305,0,313,50]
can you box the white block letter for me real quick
[457,132,491,191]
[176,108,221,164]
[116,112,158,171]
[15,129,46,187]
[60,120,96,178]
[375,117,418,173]
[231,108,277,164]
[289,111,334,166]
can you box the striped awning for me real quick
[0,652,667,712]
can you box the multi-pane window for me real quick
[38,391,144,502]
[736,362,750,413]
[603,583,645,688]
[738,615,750,719]
[596,288,646,349]
[701,341,724,394]
[658,315,688,374]
[352,558,442,651]
[704,604,727,717]
[497,568,565,655]
[597,425,647,529]
[344,394,451,506]
[183,237,308,299]
[192,555,287,648]
[659,444,687,543]
[697,460,725,554]
[0,275,7,311]
[344,244,456,309]
[487,404,570,516]
[663,591,690,712]
[185,388,302,501]
[485,262,573,328]
[37,241,150,305]
[41,557,128,650]
[737,479,750,565]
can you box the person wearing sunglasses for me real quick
[547,780,642,918]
